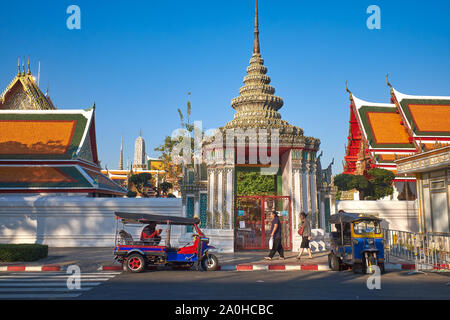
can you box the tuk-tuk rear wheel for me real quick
[329,254,341,272]
[126,253,145,273]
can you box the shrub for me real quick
[0,244,48,262]
[126,190,137,198]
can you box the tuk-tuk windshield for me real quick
[353,220,381,235]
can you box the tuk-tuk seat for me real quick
[118,230,134,245]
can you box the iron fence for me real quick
[383,229,450,271]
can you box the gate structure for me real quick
[235,196,292,250]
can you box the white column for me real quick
[303,163,311,214]
[217,170,223,227]
[209,170,215,225]
[294,169,301,216]
[226,168,233,229]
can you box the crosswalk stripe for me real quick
[0,293,82,299]
[0,287,93,292]
[0,274,119,279]
[0,278,111,282]
[0,282,102,287]
[0,271,121,299]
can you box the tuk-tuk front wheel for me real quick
[201,254,218,271]
[126,253,145,273]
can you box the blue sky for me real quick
[1,0,450,173]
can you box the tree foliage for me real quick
[236,171,276,196]
[128,173,152,196]
[160,181,173,195]
[334,168,395,200]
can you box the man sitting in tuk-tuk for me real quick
[140,222,163,245]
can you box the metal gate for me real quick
[235,196,292,250]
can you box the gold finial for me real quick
[345,80,353,101]
[386,73,392,88]
[253,0,260,54]
[18,57,21,76]
[27,56,31,75]
[22,57,25,76]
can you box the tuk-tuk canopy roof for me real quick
[329,212,382,224]
[115,212,200,225]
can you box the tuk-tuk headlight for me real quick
[366,238,374,245]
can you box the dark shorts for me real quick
[300,236,310,248]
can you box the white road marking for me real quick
[0,271,121,299]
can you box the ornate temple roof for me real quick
[0,61,126,196]
[351,96,415,151]
[391,88,450,143]
[0,58,55,111]
[344,81,450,176]
[218,0,319,150]
[0,108,97,161]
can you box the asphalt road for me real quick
[78,269,450,300]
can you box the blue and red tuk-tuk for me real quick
[114,212,219,273]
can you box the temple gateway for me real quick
[180,0,335,252]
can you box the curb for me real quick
[0,265,63,272]
[97,263,433,272]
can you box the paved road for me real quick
[0,271,121,300]
[79,269,450,300]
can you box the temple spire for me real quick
[119,135,124,170]
[27,56,31,75]
[17,57,21,76]
[253,0,260,55]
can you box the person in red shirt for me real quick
[140,223,162,244]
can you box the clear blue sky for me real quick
[1,0,450,173]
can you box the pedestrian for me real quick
[264,211,285,260]
[296,212,312,260]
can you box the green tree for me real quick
[128,173,152,196]
[154,92,195,188]
[367,168,395,200]
[160,181,173,196]
[334,169,395,200]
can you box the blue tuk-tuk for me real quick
[328,212,385,274]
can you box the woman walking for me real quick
[297,212,312,260]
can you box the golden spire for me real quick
[386,73,394,94]
[253,0,260,55]
[386,73,392,88]
[18,57,21,76]
[22,57,25,76]
[345,80,353,101]
[27,56,31,75]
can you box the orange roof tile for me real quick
[407,104,450,133]
[367,112,410,145]
[0,167,75,183]
[0,120,76,155]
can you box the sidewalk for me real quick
[0,247,416,272]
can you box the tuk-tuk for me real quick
[328,212,385,274]
[113,212,219,273]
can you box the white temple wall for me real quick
[0,196,234,251]
[336,200,419,232]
